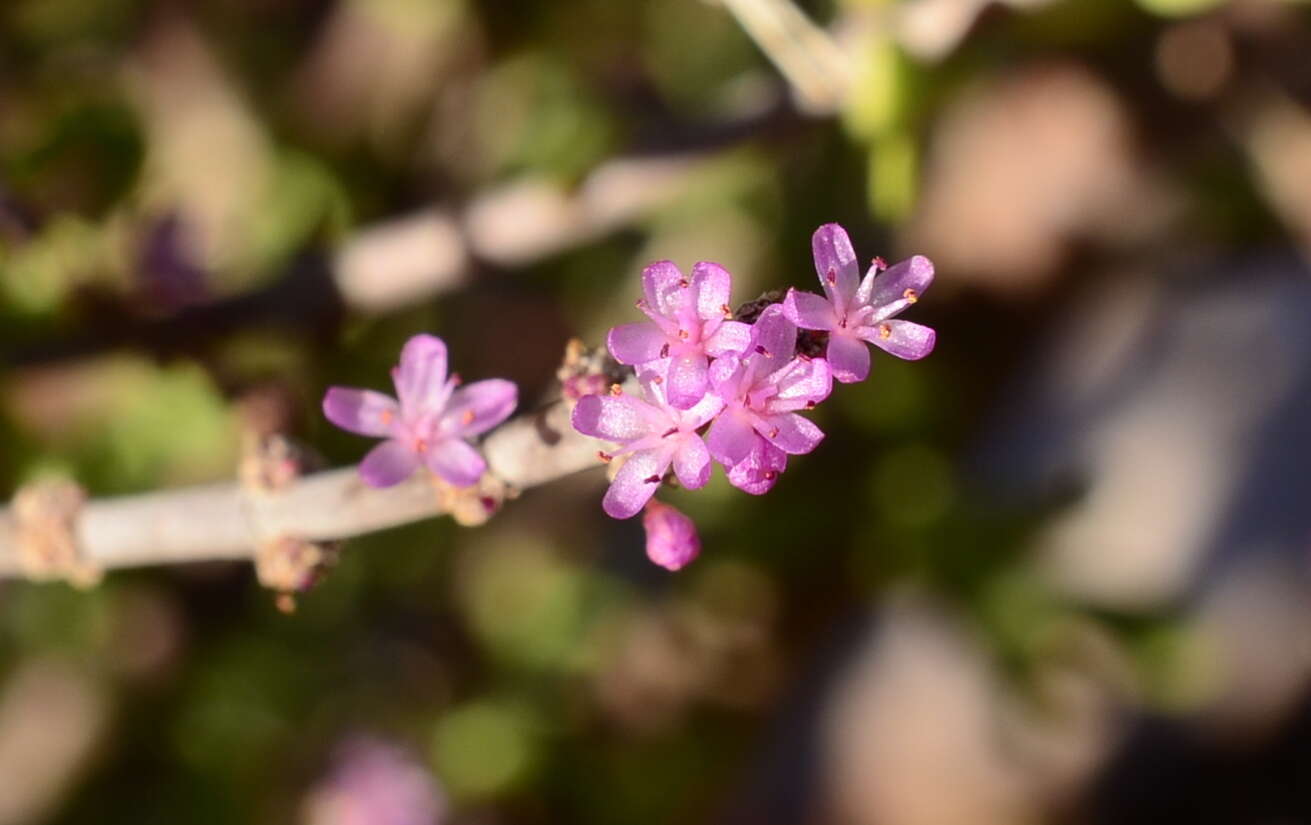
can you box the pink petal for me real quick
[708,352,742,390]
[443,379,517,437]
[768,356,832,411]
[641,260,688,319]
[635,361,676,407]
[665,353,709,409]
[857,254,935,320]
[811,223,860,311]
[706,409,758,467]
[727,439,788,495]
[672,435,711,490]
[425,438,486,487]
[603,448,670,519]
[572,393,662,442]
[394,334,448,412]
[690,261,732,321]
[682,390,726,430]
[704,320,752,357]
[359,440,420,487]
[607,321,669,365]
[827,332,871,383]
[323,387,399,437]
[642,500,701,571]
[782,289,837,331]
[749,305,797,364]
[759,412,824,455]
[859,320,937,360]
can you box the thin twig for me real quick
[717,0,852,113]
[0,395,603,579]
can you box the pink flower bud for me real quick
[641,500,701,571]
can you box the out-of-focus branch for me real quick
[0,395,603,580]
[1229,84,1311,258]
[715,0,1063,114]
[2,146,749,369]
[716,0,852,113]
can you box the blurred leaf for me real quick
[844,37,914,141]
[457,538,593,672]
[1135,0,1226,16]
[867,130,918,220]
[98,362,236,489]
[0,214,106,314]
[238,150,350,275]
[431,699,540,799]
[6,101,144,217]
[641,0,760,114]
[474,53,616,180]
[869,442,955,528]
[6,0,140,47]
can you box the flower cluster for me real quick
[323,334,517,489]
[572,223,936,570]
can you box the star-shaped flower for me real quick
[570,367,723,519]
[606,260,752,409]
[783,223,936,383]
[705,305,831,490]
[323,334,517,488]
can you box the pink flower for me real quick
[323,334,517,488]
[302,735,445,825]
[705,305,831,492]
[642,500,701,570]
[570,367,723,519]
[783,223,936,383]
[606,260,752,409]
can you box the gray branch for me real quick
[0,396,602,579]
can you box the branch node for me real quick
[254,534,340,609]
[432,472,514,527]
[239,432,323,494]
[13,480,101,588]
[557,338,626,407]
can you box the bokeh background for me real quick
[3,0,1311,822]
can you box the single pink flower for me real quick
[303,735,446,825]
[642,500,701,570]
[570,367,723,519]
[783,223,936,383]
[606,260,752,409]
[323,334,517,488]
[705,305,831,492]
